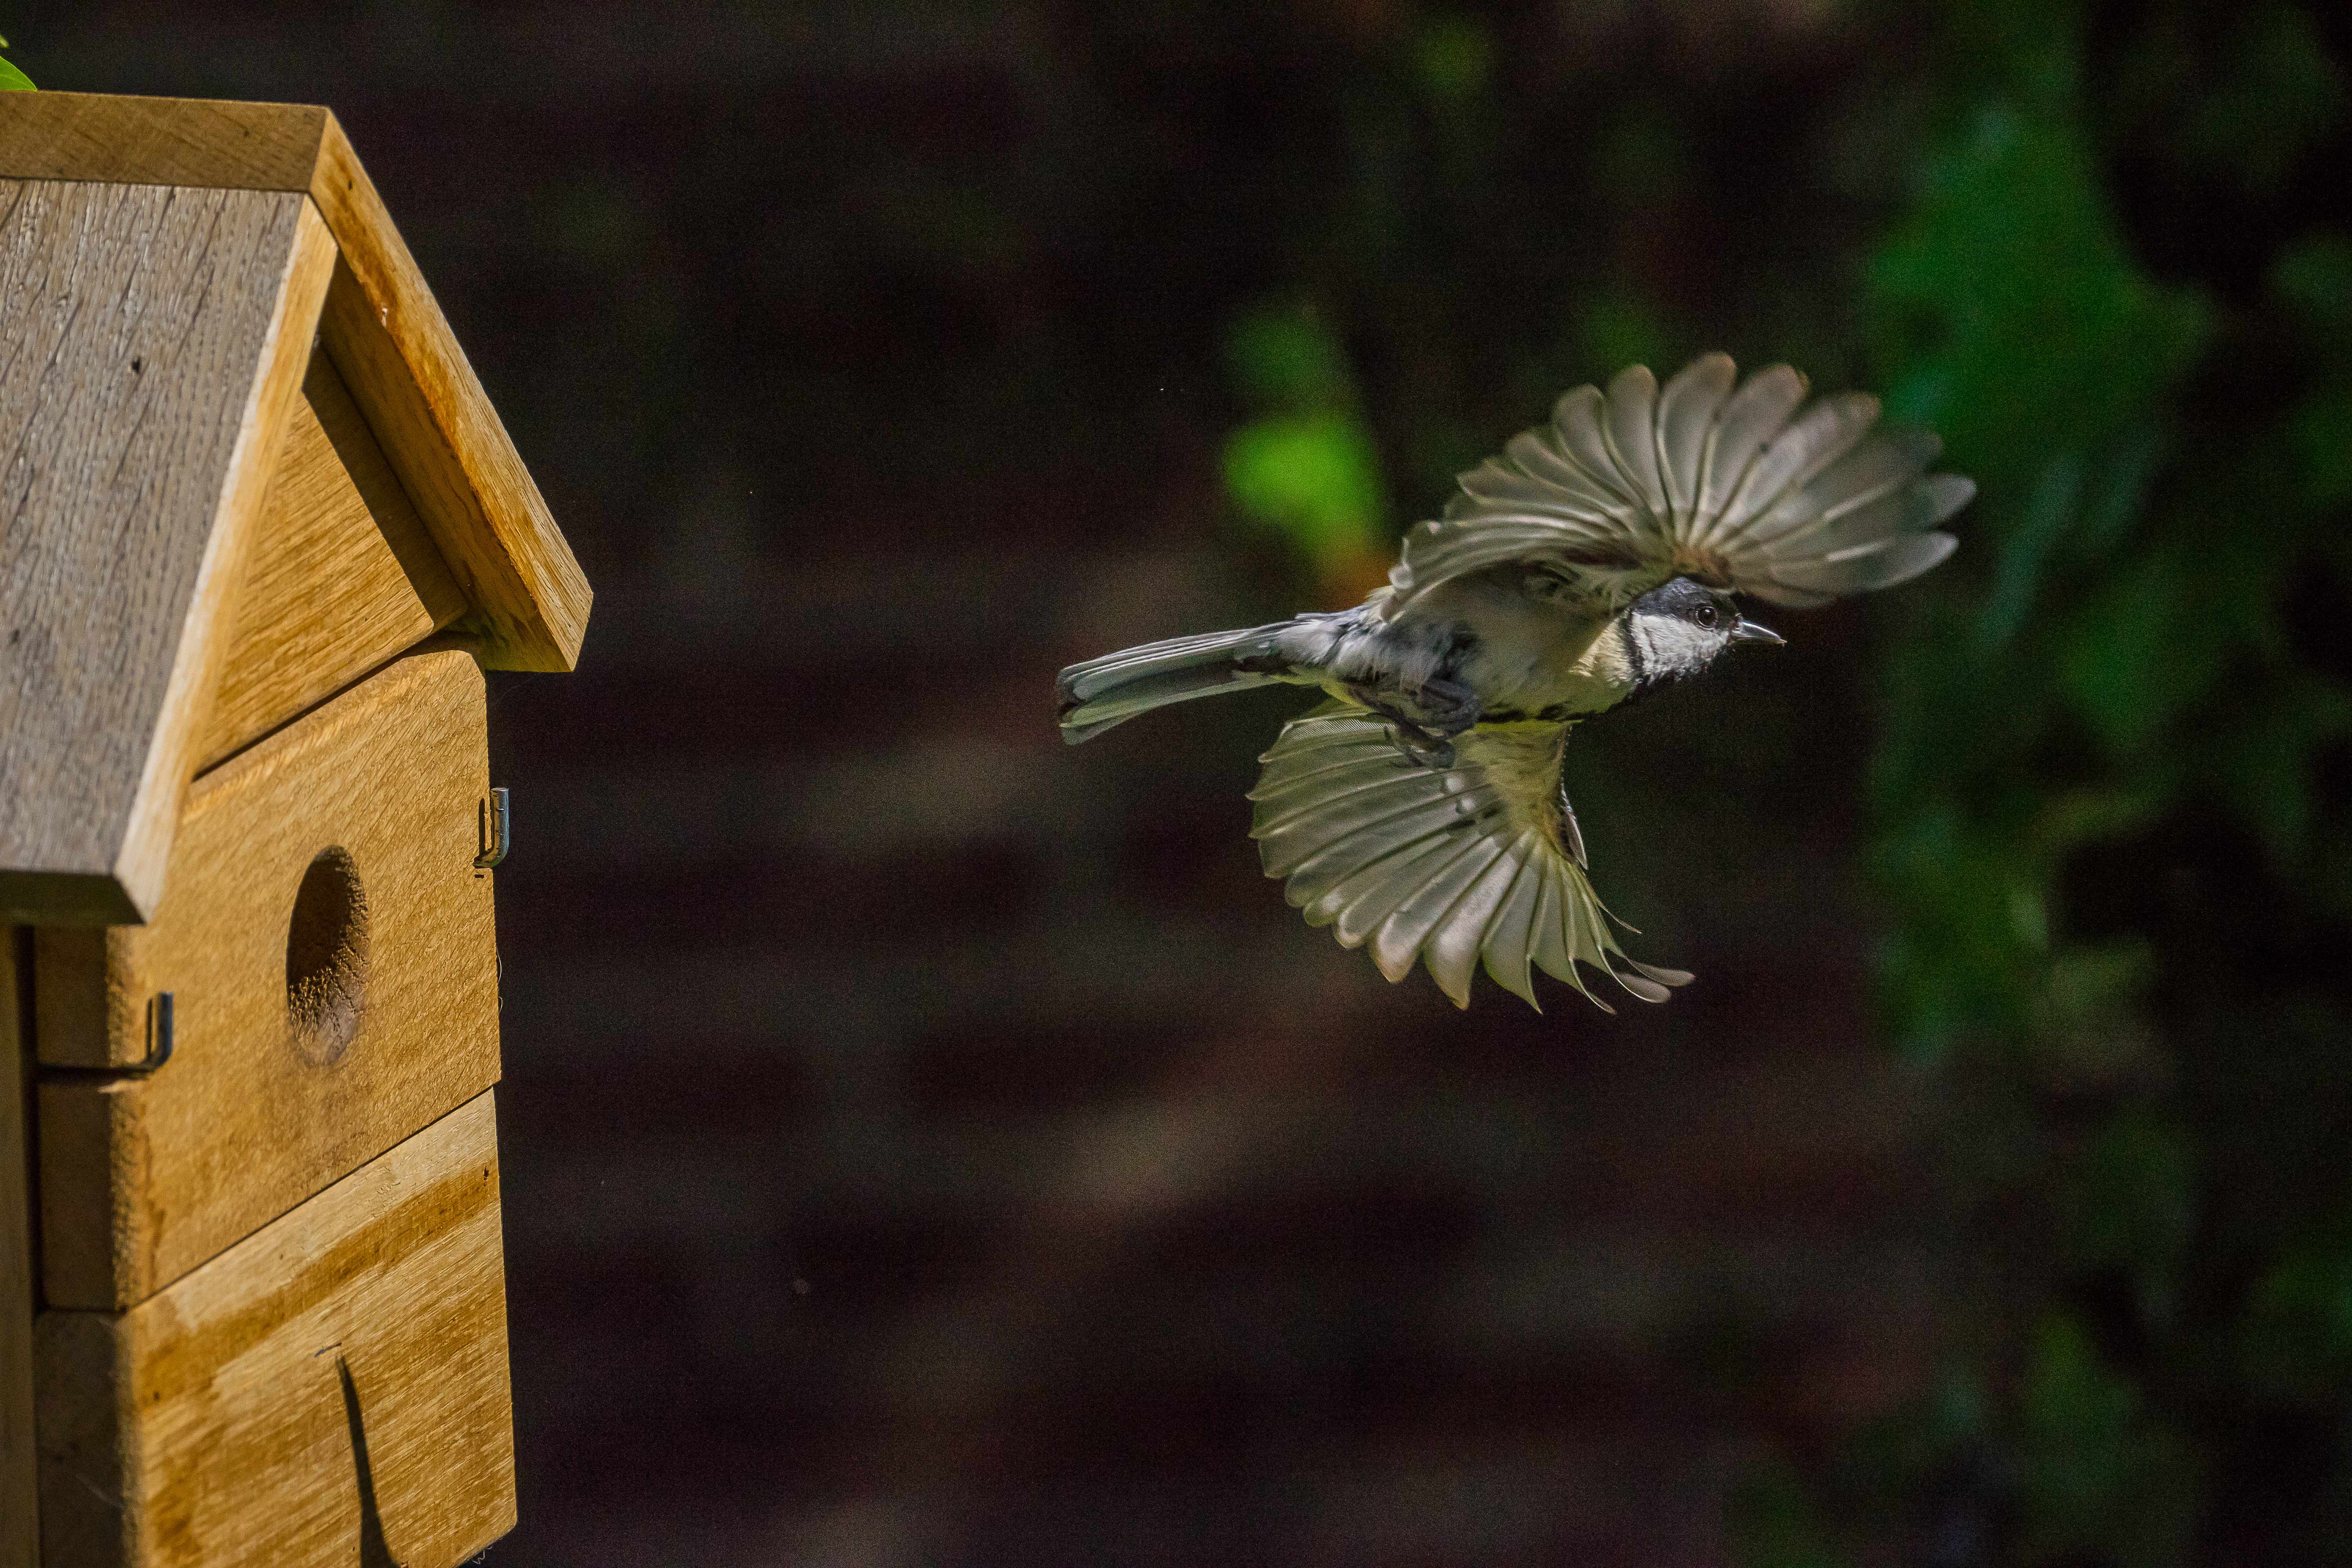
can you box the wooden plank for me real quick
[312,123,593,673]
[0,929,35,1568]
[199,348,468,769]
[0,92,594,675]
[36,652,501,1308]
[34,1091,515,1568]
[0,180,336,925]
[0,91,328,191]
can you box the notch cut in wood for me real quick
[34,1091,515,1568]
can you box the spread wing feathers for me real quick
[1387,353,1973,615]
[1248,704,1691,1011]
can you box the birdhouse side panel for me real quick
[34,1091,514,1568]
[37,651,501,1310]
[199,346,468,770]
[0,179,334,924]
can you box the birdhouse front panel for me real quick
[0,91,593,1568]
[35,650,499,1311]
[34,1091,513,1568]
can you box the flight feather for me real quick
[1387,352,1972,614]
[1248,704,1691,1010]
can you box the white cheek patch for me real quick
[1636,618,1719,676]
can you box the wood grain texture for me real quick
[199,348,467,770]
[0,929,35,1568]
[35,1091,515,1568]
[312,139,592,672]
[37,652,501,1308]
[0,91,594,673]
[0,180,335,925]
[0,92,328,192]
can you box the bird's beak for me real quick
[1730,618,1785,646]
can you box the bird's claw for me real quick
[1353,692,1463,771]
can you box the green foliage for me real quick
[0,33,33,91]
[1220,301,1390,586]
[1847,1,2352,1560]
[1207,0,2352,1554]
[1222,409,1389,569]
[1410,13,1494,105]
[2013,1314,2198,1561]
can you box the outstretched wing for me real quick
[1248,704,1690,1011]
[1385,353,1973,615]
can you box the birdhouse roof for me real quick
[0,92,592,924]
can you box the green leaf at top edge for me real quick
[0,59,34,92]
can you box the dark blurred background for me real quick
[11,2,2352,1563]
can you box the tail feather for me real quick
[1057,622,1299,743]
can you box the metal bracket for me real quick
[476,787,510,869]
[42,992,174,1082]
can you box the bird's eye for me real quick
[1694,603,1718,628]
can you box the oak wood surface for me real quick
[35,1091,515,1568]
[0,91,593,674]
[0,92,328,191]
[199,348,468,770]
[0,930,35,1568]
[310,118,591,673]
[36,652,501,1309]
[0,179,334,925]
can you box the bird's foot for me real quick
[1352,682,1478,771]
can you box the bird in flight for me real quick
[1057,353,1973,1011]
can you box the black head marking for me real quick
[1630,576,1737,630]
[1620,577,1750,694]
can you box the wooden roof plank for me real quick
[0,91,328,192]
[0,91,591,920]
[0,181,334,924]
[0,91,592,674]
[310,118,591,673]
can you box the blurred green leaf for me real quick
[2057,552,2218,756]
[1576,294,1677,385]
[1411,15,1493,105]
[0,56,32,92]
[2201,673,2352,863]
[1225,302,1357,412]
[2067,1108,2195,1301]
[2274,232,2352,347]
[2017,1314,2199,1561]
[1221,410,1388,568]
[1870,105,2209,475]
[2239,1223,2352,1399]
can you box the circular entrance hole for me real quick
[286,847,369,1065]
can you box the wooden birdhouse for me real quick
[0,93,591,1566]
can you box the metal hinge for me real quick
[476,787,510,869]
[40,991,174,1082]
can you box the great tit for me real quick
[1056,354,1973,1011]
